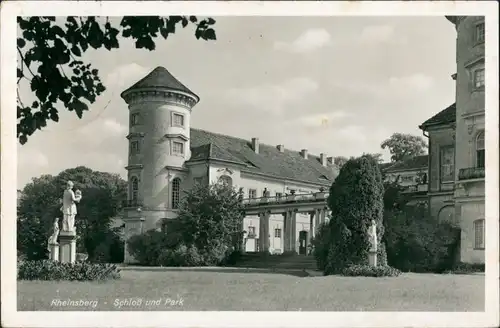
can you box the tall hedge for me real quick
[319,155,385,274]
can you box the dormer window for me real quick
[172,112,185,127]
[130,140,140,155]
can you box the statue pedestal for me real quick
[59,230,77,264]
[48,243,59,261]
[368,251,378,267]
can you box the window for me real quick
[476,22,485,43]
[130,113,140,126]
[171,178,181,209]
[476,130,485,168]
[219,175,233,188]
[172,113,184,127]
[172,141,184,155]
[275,192,283,200]
[130,141,140,155]
[473,68,485,89]
[274,228,282,238]
[248,226,256,237]
[401,175,414,183]
[248,189,257,199]
[474,219,485,249]
[130,177,139,201]
[440,146,455,183]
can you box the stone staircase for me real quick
[229,252,319,270]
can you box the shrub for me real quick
[444,262,485,274]
[316,155,385,274]
[384,207,460,273]
[157,244,204,267]
[127,229,181,265]
[342,264,402,277]
[18,260,121,281]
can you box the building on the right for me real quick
[420,16,485,264]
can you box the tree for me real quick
[17,16,217,145]
[318,154,386,274]
[17,166,127,261]
[177,181,245,261]
[381,133,428,162]
[333,156,349,168]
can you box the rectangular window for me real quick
[474,69,485,89]
[130,141,140,155]
[172,113,185,127]
[474,219,485,249]
[476,22,485,43]
[248,226,256,237]
[274,228,282,238]
[440,146,455,183]
[130,113,140,126]
[172,141,184,155]
[248,189,257,199]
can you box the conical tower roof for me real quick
[121,66,198,100]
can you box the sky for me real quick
[17,16,457,189]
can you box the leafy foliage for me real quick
[18,260,121,281]
[17,166,127,261]
[315,155,386,275]
[444,262,485,274]
[381,133,428,162]
[17,16,217,144]
[127,182,245,266]
[384,205,460,273]
[341,264,401,277]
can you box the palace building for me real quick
[120,67,339,263]
[419,16,485,264]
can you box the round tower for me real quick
[120,66,199,263]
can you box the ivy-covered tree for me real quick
[17,16,217,145]
[318,154,386,274]
[17,166,127,261]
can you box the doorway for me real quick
[298,230,308,255]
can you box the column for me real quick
[258,212,270,253]
[290,210,297,254]
[318,208,326,225]
[308,211,315,255]
[283,211,290,252]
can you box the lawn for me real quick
[17,269,484,311]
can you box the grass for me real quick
[18,269,484,311]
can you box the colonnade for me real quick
[255,207,329,254]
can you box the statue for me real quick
[367,219,378,252]
[60,181,82,232]
[47,217,60,247]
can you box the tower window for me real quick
[130,113,140,126]
[172,113,185,127]
[130,176,139,201]
[172,141,184,155]
[439,146,455,183]
[476,130,485,168]
[473,68,485,89]
[475,22,485,43]
[130,141,140,155]
[171,178,181,209]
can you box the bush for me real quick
[127,229,181,265]
[342,264,402,277]
[444,262,485,274]
[157,244,204,267]
[18,260,121,281]
[384,207,460,273]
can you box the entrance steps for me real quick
[229,252,318,270]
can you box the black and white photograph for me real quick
[1,1,498,328]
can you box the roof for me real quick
[384,155,429,173]
[419,103,456,130]
[188,128,339,186]
[379,162,397,172]
[121,66,198,99]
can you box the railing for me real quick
[458,167,485,181]
[402,184,428,193]
[241,192,329,206]
[122,199,143,208]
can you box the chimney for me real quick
[251,138,259,154]
[320,153,327,166]
[277,144,284,152]
[300,149,308,159]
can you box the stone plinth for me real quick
[368,251,378,267]
[48,243,59,262]
[59,230,77,264]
